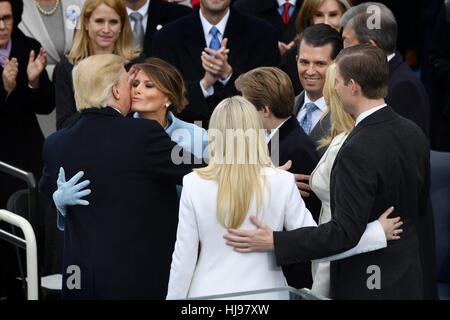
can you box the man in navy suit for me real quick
[152,0,280,127]
[39,54,196,299]
[339,2,437,299]
[123,0,191,57]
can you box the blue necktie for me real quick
[299,102,318,135]
[209,26,221,50]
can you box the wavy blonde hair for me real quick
[195,96,274,229]
[318,63,355,149]
[68,0,139,64]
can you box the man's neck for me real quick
[200,6,230,25]
[353,98,386,119]
[266,117,289,131]
[125,0,148,11]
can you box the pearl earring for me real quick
[165,102,170,108]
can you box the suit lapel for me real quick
[309,111,330,143]
[293,91,305,116]
[147,0,165,43]
[224,9,245,65]
[183,11,207,76]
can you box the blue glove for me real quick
[53,167,91,231]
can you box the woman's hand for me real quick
[27,48,47,88]
[378,206,403,240]
[2,58,18,95]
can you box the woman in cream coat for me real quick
[19,0,83,136]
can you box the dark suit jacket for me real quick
[268,116,321,289]
[274,106,429,299]
[233,0,302,44]
[279,45,303,95]
[141,0,192,57]
[387,52,430,136]
[39,107,196,299]
[152,8,280,126]
[0,29,54,207]
[293,91,331,158]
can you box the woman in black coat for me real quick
[0,0,54,208]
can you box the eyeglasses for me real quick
[0,14,13,26]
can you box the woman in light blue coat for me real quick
[131,58,208,160]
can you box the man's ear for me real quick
[349,79,361,95]
[261,105,271,118]
[112,84,120,100]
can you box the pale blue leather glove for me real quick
[53,167,91,231]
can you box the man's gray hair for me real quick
[340,2,397,54]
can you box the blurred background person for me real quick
[55,0,139,129]
[0,0,54,298]
[280,0,351,94]
[122,0,191,57]
[19,0,83,137]
[430,0,450,151]
[234,0,302,56]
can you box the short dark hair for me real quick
[336,44,389,99]
[298,23,343,60]
[0,0,23,29]
[235,67,295,119]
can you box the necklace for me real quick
[35,0,60,16]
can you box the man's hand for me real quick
[278,41,295,56]
[2,58,18,95]
[294,173,311,197]
[223,216,274,253]
[27,48,47,88]
[278,160,292,171]
[52,167,91,216]
[203,38,232,80]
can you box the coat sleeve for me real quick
[166,176,199,299]
[274,142,377,265]
[55,58,78,129]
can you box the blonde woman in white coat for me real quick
[19,0,83,136]
[167,96,318,299]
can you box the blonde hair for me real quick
[296,0,352,34]
[68,0,139,64]
[73,54,127,110]
[195,96,274,229]
[318,63,355,149]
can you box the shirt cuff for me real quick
[219,72,233,86]
[200,81,214,98]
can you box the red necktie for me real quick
[282,2,292,25]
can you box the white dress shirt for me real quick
[296,94,328,131]
[355,104,387,126]
[266,117,290,143]
[126,0,150,33]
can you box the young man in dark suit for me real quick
[124,0,192,57]
[236,66,320,290]
[152,0,280,127]
[39,54,196,299]
[225,45,430,300]
[340,2,437,299]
